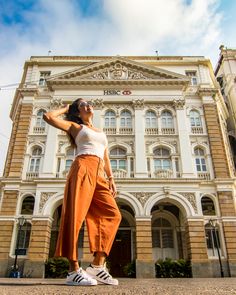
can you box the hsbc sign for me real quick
[104,89,132,95]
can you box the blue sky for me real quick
[0,0,235,175]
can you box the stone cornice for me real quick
[197,87,218,97]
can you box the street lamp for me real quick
[11,216,26,278]
[209,219,224,277]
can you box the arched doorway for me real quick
[151,203,186,261]
[108,202,136,277]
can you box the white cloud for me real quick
[0,0,225,175]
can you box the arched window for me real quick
[65,148,76,172]
[161,111,173,128]
[21,196,35,215]
[201,197,216,215]
[36,109,46,127]
[153,147,171,171]
[15,222,31,255]
[29,146,42,172]
[152,217,175,260]
[105,110,116,127]
[194,147,207,172]
[145,111,157,128]
[120,110,132,127]
[190,110,202,127]
[205,223,222,258]
[110,147,127,174]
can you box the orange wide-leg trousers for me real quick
[55,155,122,261]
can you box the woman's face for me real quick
[77,99,94,119]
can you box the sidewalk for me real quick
[1,278,236,295]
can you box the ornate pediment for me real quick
[47,57,189,88]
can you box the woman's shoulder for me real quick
[69,122,83,138]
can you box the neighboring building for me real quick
[0,54,236,278]
[215,45,236,170]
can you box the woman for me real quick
[43,98,121,286]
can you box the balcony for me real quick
[154,169,173,178]
[33,126,46,134]
[197,172,210,180]
[145,128,158,135]
[191,127,203,134]
[119,128,133,135]
[161,128,175,135]
[26,172,39,179]
[113,169,127,178]
[103,128,117,135]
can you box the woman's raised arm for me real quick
[43,105,73,132]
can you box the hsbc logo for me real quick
[104,89,132,95]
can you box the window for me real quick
[152,217,174,249]
[153,148,171,170]
[194,148,207,172]
[161,111,173,128]
[39,71,51,86]
[201,197,215,215]
[36,109,46,127]
[120,110,132,127]
[21,196,35,215]
[15,222,31,255]
[29,147,42,172]
[104,110,116,127]
[205,223,221,257]
[190,110,202,127]
[146,111,157,128]
[110,147,127,171]
[65,148,76,172]
[186,71,197,85]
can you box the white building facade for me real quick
[0,55,236,278]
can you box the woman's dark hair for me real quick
[65,98,84,147]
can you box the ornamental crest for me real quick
[39,192,55,213]
[90,62,149,80]
[133,192,153,206]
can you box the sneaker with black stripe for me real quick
[86,264,118,285]
[66,267,97,286]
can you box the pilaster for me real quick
[135,217,155,278]
[133,99,148,178]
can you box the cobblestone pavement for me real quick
[1,278,236,295]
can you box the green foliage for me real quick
[45,257,69,278]
[123,261,136,278]
[155,258,192,278]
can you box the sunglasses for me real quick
[78,101,93,108]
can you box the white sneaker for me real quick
[86,264,119,285]
[66,267,97,286]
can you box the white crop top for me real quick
[75,125,108,160]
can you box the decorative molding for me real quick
[88,62,150,80]
[91,98,104,109]
[179,192,197,213]
[132,192,153,206]
[50,97,64,109]
[173,98,185,109]
[39,192,55,213]
[132,99,145,109]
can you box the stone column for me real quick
[218,191,236,276]
[135,217,155,278]
[174,99,195,178]
[0,219,15,276]
[92,99,104,129]
[24,217,52,278]
[185,219,209,277]
[4,102,33,178]
[200,92,231,178]
[133,99,148,178]
[42,125,58,177]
